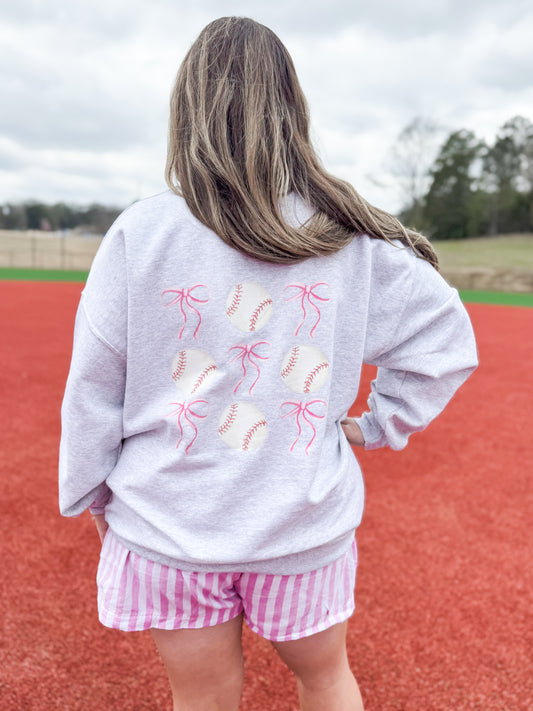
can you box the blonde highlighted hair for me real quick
[166,17,438,269]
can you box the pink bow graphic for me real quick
[166,400,208,454]
[228,342,270,396]
[280,400,327,455]
[161,285,209,340]
[283,283,330,338]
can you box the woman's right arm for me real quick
[58,299,126,517]
[58,224,128,518]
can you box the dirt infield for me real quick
[1,281,532,710]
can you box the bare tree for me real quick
[390,116,443,228]
[500,116,533,192]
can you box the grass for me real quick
[0,267,89,282]
[459,290,533,307]
[433,233,533,270]
[1,268,531,307]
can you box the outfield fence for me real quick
[1,230,533,293]
[0,230,102,271]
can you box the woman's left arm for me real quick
[354,254,479,451]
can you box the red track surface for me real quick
[1,280,532,710]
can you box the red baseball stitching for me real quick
[249,297,273,331]
[172,351,187,382]
[242,419,267,451]
[304,361,329,393]
[218,403,238,435]
[191,364,216,394]
[281,346,299,379]
[226,283,243,318]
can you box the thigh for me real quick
[151,614,244,710]
[271,620,349,678]
[272,622,365,710]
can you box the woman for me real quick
[59,17,477,710]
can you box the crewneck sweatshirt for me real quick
[59,191,478,574]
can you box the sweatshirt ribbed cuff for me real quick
[353,412,387,450]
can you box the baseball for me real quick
[171,348,217,395]
[225,281,273,332]
[280,345,330,394]
[218,401,268,451]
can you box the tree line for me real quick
[393,115,533,239]
[2,114,532,241]
[0,201,122,234]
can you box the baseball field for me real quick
[0,265,532,709]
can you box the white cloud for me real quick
[0,0,532,212]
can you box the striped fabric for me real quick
[97,530,357,641]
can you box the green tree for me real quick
[81,204,122,233]
[0,201,123,233]
[0,204,27,230]
[482,119,523,233]
[25,201,50,230]
[49,202,78,230]
[502,116,533,230]
[423,130,485,239]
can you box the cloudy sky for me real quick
[1,0,532,214]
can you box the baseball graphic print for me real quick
[171,348,218,395]
[218,402,268,451]
[280,345,330,394]
[226,281,273,332]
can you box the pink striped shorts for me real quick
[97,530,357,642]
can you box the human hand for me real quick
[341,419,365,447]
[92,513,109,543]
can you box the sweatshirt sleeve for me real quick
[58,226,127,517]
[354,249,478,451]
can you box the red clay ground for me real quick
[0,280,532,710]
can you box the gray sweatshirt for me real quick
[58,191,478,574]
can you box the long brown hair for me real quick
[166,17,438,269]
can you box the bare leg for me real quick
[150,615,244,711]
[271,621,364,711]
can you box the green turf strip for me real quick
[1,267,532,306]
[459,290,533,307]
[0,267,89,282]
